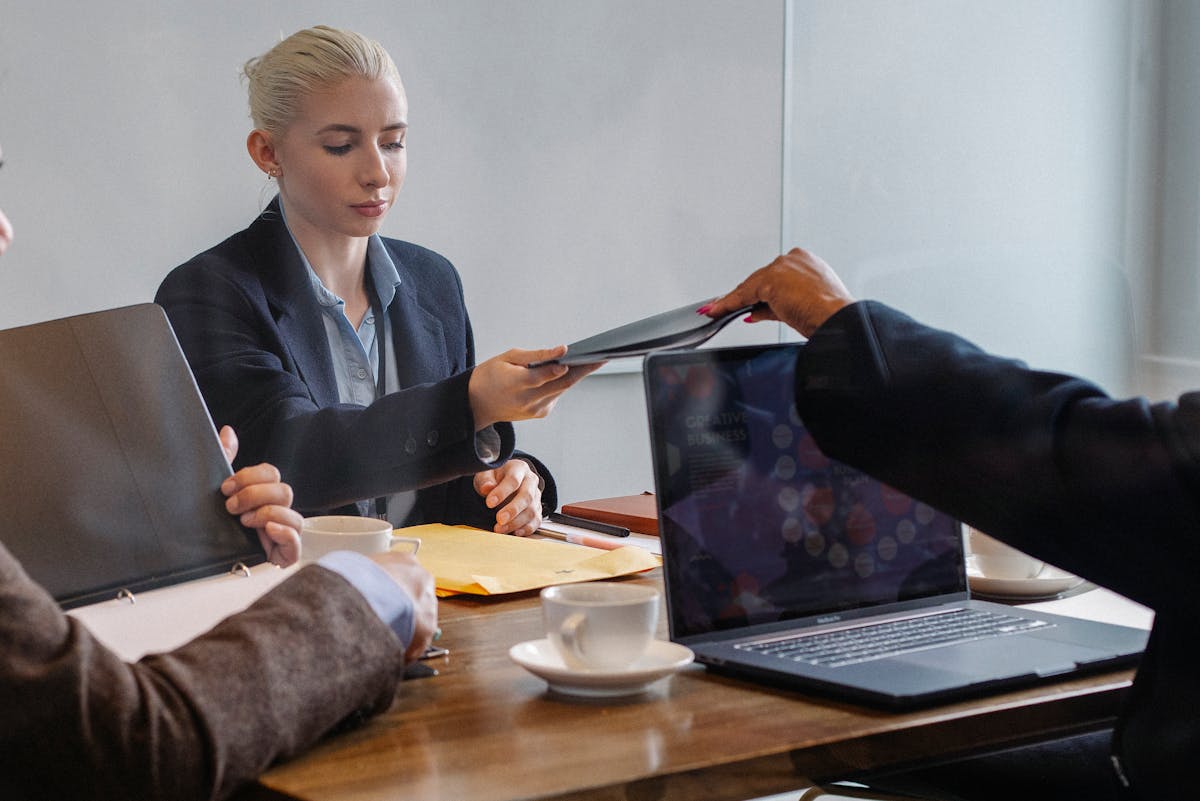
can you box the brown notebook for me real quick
[560,493,659,535]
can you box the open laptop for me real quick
[0,303,264,609]
[644,342,1147,708]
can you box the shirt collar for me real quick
[279,201,403,312]
[365,234,402,312]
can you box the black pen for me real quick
[546,511,630,538]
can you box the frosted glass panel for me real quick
[785,0,1136,393]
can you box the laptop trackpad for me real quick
[896,636,1103,679]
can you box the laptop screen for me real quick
[645,343,966,639]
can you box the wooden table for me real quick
[240,571,1134,801]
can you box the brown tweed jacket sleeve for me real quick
[0,542,406,801]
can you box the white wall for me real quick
[0,1,784,504]
[785,0,1149,396]
[1145,0,1200,393]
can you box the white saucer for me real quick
[509,638,694,698]
[967,556,1086,600]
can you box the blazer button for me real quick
[404,436,417,455]
[426,430,439,447]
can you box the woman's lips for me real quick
[352,201,388,218]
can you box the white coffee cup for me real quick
[541,582,660,671]
[300,515,421,563]
[967,527,1044,579]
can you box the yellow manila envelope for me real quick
[397,524,660,596]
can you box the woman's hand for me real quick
[467,346,603,431]
[474,459,544,536]
[218,425,303,567]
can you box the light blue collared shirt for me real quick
[317,551,416,646]
[280,208,418,525]
[303,234,403,405]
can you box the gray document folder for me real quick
[0,303,262,608]
[530,299,756,366]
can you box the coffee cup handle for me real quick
[387,535,421,555]
[558,612,588,662]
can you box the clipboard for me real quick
[0,304,264,609]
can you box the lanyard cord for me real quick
[368,274,390,521]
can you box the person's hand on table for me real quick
[368,551,439,663]
[218,425,303,567]
[703,247,856,338]
[474,459,543,536]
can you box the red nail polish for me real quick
[696,304,712,315]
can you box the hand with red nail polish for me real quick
[702,247,854,338]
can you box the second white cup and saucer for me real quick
[965,528,1086,601]
[509,583,694,699]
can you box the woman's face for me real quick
[272,76,408,243]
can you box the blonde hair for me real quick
[243,25,402,136]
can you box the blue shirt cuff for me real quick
[317,551,416,647]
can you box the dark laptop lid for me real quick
[644,343,966,640]
[0,303,263,609]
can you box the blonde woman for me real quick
[158,26,597,536]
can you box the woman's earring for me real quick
[267,166,281,179]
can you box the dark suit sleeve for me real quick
[0,545,405,801]
[421,450,558,532]
[155,252,515,514]
[795,300,1200,619]
[517,451,559,513]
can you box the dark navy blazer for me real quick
[796,300,1199,800]
[155,201,555,526]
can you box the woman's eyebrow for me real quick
[315,122,407,135]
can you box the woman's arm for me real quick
[156,257,511,512]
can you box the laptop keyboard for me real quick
[736,608,1053,668]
